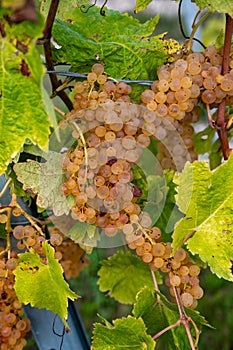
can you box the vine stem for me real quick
[216,14,233,159]
[69,120,88,188]
[150,268,160,301]
[42,0,73,111]
[186,11,210,51]
[10,194,45,237]
[0,207,12,258]
[153,319,181,339]
[173,287,196,350]
[0,178,11,198]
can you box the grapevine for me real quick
[0,0,233,349]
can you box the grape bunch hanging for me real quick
[61,44,232,309]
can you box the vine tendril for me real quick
[100,0,108,16]
[178,0,206,49]
[80,0,97,14]
[80,0,108,16]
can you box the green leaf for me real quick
[40,0,90,21]
[92,316,155,350]
[0,224,6,239]
[97,250,154,304]
[209,138,222,169]
[133,287,209,349]
[135,0,153,13]
[13,151,75,216]
[154,170,183,239]
[192,125,222,169]
[0,17,51,175]
[52,6,180,81]
[173,155,233,280]
[193,126,216,155]
[14,242,78,328]
[192,0,233,17]
[64,220,99,247]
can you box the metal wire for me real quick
[46,70,153,86]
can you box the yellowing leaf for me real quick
[192,0,233,17]
[0,19,51,174]
[14,242,78,328]
[14,152,75,216]
[135,0,153,13]
[173,155,233,280]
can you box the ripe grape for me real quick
[152,243,166,256]
[181,292,194,307]
[190,285,204,299]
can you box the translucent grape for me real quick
[201,89,216,104]
[87,72,97,84]
[141,89,155,103]
[50,233,63,246]
[169,78,181,91]
[13,226,24,240]
[122,135,137,150]
[188,61,202,75]
[92,63,105,75]
[169,274,181,286]
[152,257,164,269]
[190,285,204,299]
[189,265,200,276]
[12,207,22,217]
[142,252,153,263]
[203,76,217,90]
[149,227,162,241]
[155,91,167,104]
[181,76,192,89]
[157,79,169,92]
[181,292,194,307]
[152,243,166,256]
[221,76,233,91]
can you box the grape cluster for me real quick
[62,100,155,237]
[124,227,203,308]
[48,227,90,280]
[0,250,30,350]
[12,220,89,281]
[139,46,233,169]
[142,44,233,110]
[72,63,132,111]
[60,61,207,308]
[66,62,198,172]
[62,62,197,238]
[13,224,45,254]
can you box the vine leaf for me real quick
[13,152,75,216]
[173,155,233,281]
[14,242,78,328]
[64,220,99,248]
[52,6,181,81]
[155,170,183,239]
[192,0,233,17]
[92,315,155,350]
[97,250,155,304]
[0,14,51,175]
[135,0,153,13]
[40,0,88,20]
[133,287,209,350]
[193,126,222,169]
